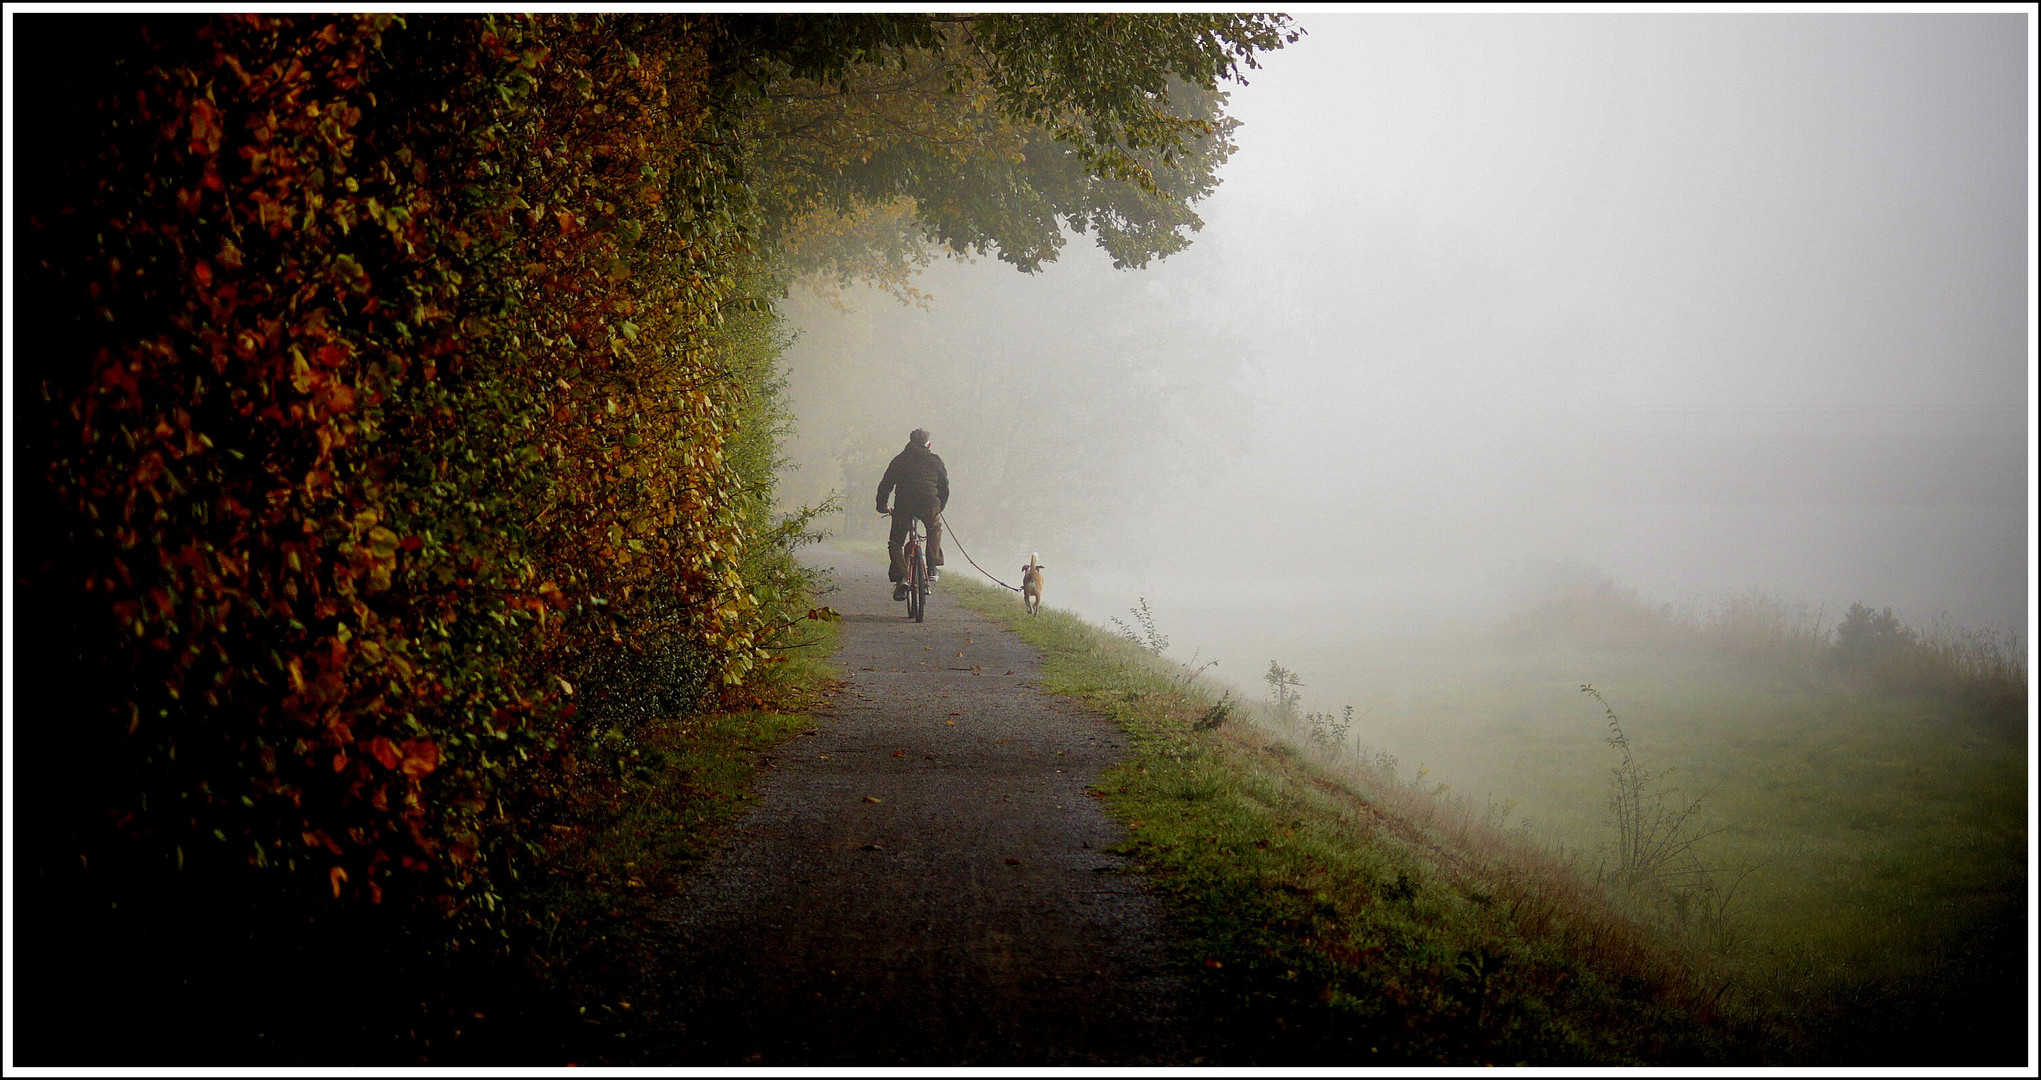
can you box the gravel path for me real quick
[641,550,1194,1065]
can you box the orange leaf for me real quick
[365,735,401,770]
[329,865,348,897]
[398,738,439,780]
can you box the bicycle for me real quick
[886,509,932,623]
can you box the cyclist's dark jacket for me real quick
[876,442,949,513]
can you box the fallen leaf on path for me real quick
[863,795,883,803]
[861,843,883,851]
[946,721,955,726]
[892,750,905,757]
[1004,857,1022,865]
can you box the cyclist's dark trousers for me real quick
[887,506,944,583]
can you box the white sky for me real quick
[1114,13,2031,634]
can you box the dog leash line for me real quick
[937,512,1023,593]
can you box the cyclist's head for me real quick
[909,428,931,448]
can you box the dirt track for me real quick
[640,550,1194,1065]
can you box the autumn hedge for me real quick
[16,13,814,936]
[16,12,1304,953]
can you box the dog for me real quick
[1020,553,1046,616]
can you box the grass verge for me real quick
[949,578,1761,1066]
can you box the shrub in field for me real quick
[1263,660,1305,725]
[1109,597,1170,654]
[1831,602,2025,716]
[1495,568,1686,651]
[1695,588,1832,677]
[1833,603,1910,680]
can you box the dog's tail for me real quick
[1028,551,1040,569]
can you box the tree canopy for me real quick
[714,14,1303,286]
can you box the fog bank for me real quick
[779,14,2031,681]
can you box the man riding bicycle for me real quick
[876,427,949,602]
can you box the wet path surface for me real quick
[642,551,1193,1065]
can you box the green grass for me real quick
[949,580,1753,1065]
[1265,629,2028,1063]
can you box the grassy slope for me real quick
[948,579,1754,1066]
[1267,631,2030,1063]
[1475,650,2023,979]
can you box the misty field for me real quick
[1242,582,2027,1058]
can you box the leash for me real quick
[938,512,1023,592]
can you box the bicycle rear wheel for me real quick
[908,549,926,622]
